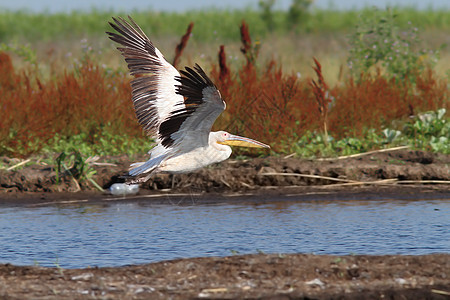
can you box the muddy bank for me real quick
[1,253,449,299]
[0,149,449,196]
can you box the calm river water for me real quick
[0,196,449,268]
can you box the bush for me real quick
[347,8,440,83]
[402,108,449,153]
[0,51,146,157]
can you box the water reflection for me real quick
[0,197,448,268]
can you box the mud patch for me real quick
[0,150,449,195]
[0,254,449,299]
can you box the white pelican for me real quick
[107,16,270,183]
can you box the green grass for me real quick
[41,132,151,157]
[293,109,450,157]
[35,109,448,158]
[0,7,449,43]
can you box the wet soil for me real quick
[0,149,449,195]
[1,254,449,299]
[0,149,449,299]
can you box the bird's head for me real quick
[214,131,270,149]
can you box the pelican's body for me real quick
[134,131,232,175]
[107,17,269,183]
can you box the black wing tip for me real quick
[110,15,130,24]
[178,64,216,88]
[195,64,215,87]
[109,16,124,28]
[184,64,203,74]
[106,15,137,35]
[193,63,204,73]
[106,18,125,38]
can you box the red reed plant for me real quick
[0,52,141,157]
[210,23,448,153]
[239,21,260,69]
[211,22,319,152]
[218,45,230,82]
[328,70,449,138]
[212,53,318,153]
[310,57,331,144]
[173,22,194,69]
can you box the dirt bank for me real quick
[1,149,449,195]
[1,253,449,299]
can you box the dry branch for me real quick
[6,159,31,171]
[316,146,410,161]
[259,172,360,183]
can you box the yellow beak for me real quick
[219,134,270,148]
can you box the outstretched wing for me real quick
[107,16,225,153]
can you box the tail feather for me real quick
[123,173,155,184]
[129,155,166,177]
[130,161,145,168]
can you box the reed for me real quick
[0,52,144,156]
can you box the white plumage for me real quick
[107,16,269,183]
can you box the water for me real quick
[0,197,448,268]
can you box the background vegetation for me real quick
[0,5,448,159]
[1,7,449,42]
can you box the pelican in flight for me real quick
[107,16,270,183]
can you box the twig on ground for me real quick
[220,178,232,188]
[240,181,252,188]
[432,289,450,296]
[259,177,449,189]
[316,146,410,161]
[319,179,398,188]
[6,159,31,171]
[259,172,361,183]
[90,162,118,166]
[258,174,450,188]
[397,180,450,184]
[71,177,81,192]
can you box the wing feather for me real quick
[107,16,225,153]
[159,64,225,149]
[107,16,183,137]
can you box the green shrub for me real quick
[293,109,449,157]
[403,108,449,153]
[347,8,440,83]
[287,0,313,31]
[43,131,151,157]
